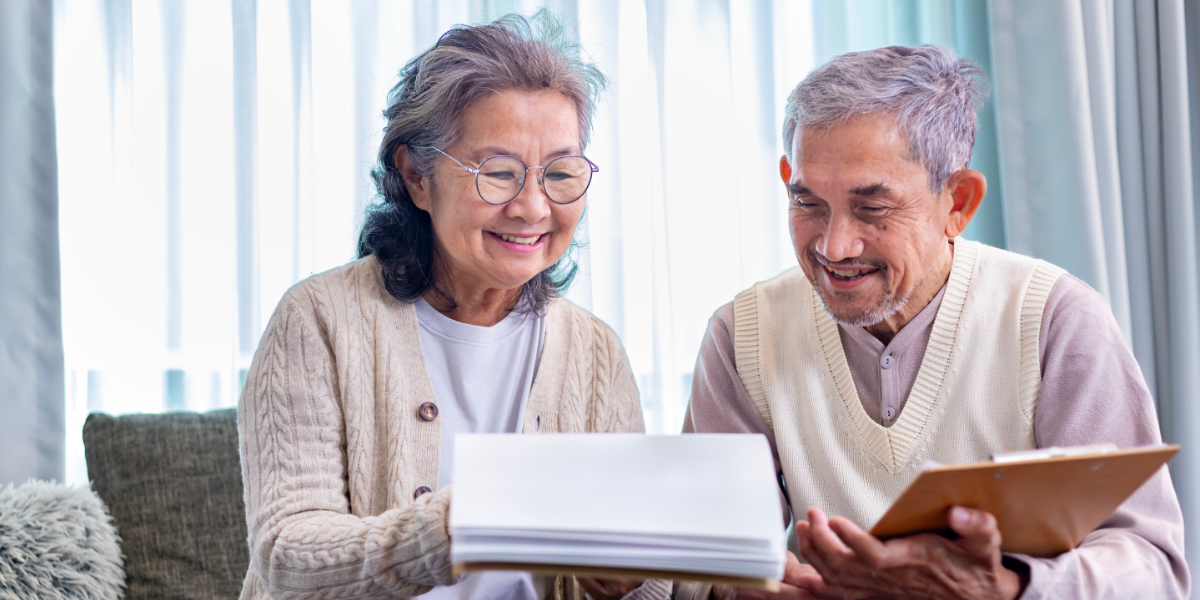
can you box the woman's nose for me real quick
[505,169,552,222]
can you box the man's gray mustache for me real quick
[807,250,887,272]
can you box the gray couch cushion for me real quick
[83,409,248,599]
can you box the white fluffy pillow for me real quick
[0,480,125,600]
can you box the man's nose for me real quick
[815,214,864,262]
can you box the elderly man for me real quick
[682,46,1188,599]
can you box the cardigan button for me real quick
[418,402,439,421]
[414,486,433,499]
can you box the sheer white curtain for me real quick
[53,0,815,484]
[1,0,63,487]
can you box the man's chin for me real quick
[813,286,901,328]
[823,306,887,328]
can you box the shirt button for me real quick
[418,402,439,421]
[883,406,896,420]
[413,486,433,499]
[881,355,895,369]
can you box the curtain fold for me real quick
[989,0,1200,590]
[0,0,64,486]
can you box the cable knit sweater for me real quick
[238,256,667,599]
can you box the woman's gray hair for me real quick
[358,10,605,313]
[782,45,988,193]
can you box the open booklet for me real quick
[868,444,1179,556]
[449,434,786,590]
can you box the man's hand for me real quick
[792,506,1025,600]
[576,576,643,599]
[721,551,818,599]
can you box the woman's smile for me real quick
[489,231,548,252]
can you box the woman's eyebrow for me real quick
[468,146,581,162]
[469,146,514,161]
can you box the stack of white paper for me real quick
[450,434,786,581]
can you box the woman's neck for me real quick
[423,282,522,327]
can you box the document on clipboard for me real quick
[868,444,1179,557]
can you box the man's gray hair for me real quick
[782,45,988,193]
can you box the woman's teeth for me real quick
[499,233,540,245]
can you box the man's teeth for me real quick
[830,267,870,278]
[499,233,540,245]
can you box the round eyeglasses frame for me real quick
[429,147,598,205]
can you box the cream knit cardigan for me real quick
[238,256,650,599]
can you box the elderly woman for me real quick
[237,14,669,600]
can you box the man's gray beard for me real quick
[813,275,914,328]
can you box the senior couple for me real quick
[236,13,1188,600]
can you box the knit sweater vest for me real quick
[732,240,1065,531]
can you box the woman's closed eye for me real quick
[482,170,521,182]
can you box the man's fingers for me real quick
[947,505,1003,557]
[795,520,832,578]
[782,551,818,585]
[805,508,861,582]
[827,516,886,568]
[728,581,812,600]
[791,570,839,599]
[807,508,853,557]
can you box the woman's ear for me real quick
[942,169,986,238]
[394,145,432,211]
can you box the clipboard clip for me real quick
[990,443,1119,464]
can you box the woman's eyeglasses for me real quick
[429,147,598,205]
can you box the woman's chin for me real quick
[486,266,552,291]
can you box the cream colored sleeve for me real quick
[238,292,457,599]
[588,314,646,435]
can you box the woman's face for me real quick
[406,89,587,296]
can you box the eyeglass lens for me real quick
[476,155,593,205]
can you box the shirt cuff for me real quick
[1003,553,1045,600]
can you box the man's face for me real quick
[782,113,956,331]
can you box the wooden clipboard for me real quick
[454,562,780,591]
[868,445,1178,557]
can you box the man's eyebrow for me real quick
[849,183,891,197]
[786,183,811,196]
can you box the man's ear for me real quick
[779,155,792,184]
[394,144,432,212]
[942,169,986,238]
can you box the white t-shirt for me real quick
[413,298,547,600]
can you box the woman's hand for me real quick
[576,576,644,599]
